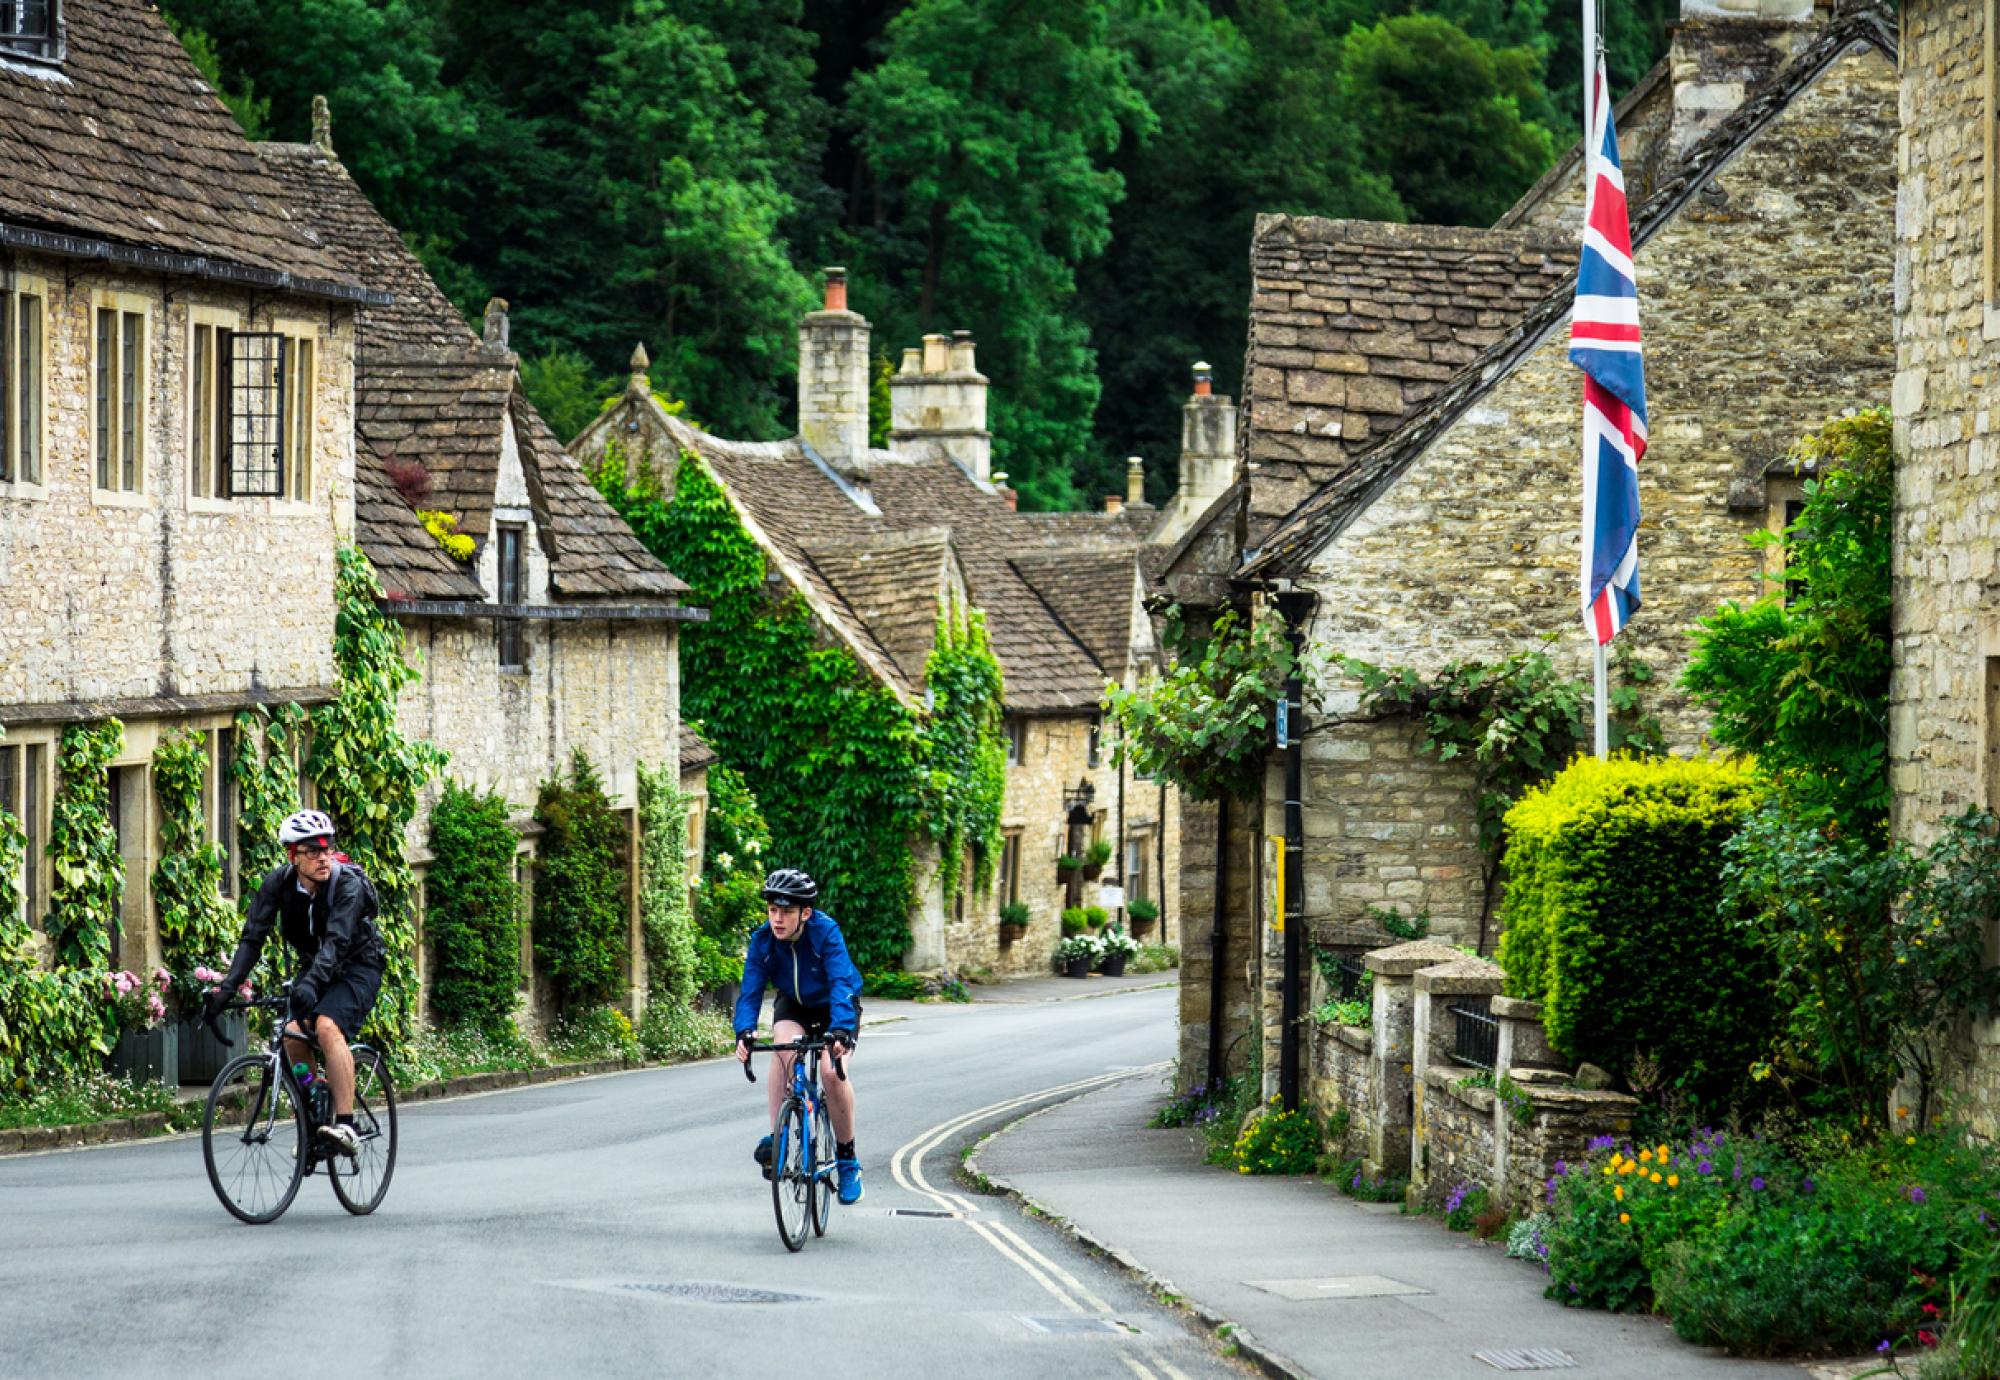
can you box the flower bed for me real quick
[1539,1123,2000,1358]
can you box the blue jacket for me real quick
[734,909,863,1036]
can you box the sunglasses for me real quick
[291,842,332,859]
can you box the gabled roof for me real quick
[1239,216,1572,531]
[1239,9,1897,581]
[1011,550,1141,677]
[804,528,962,695]
[354,440,485,602]
[254,141,684,603]
[680,724,718,775]
[0,0,367,300]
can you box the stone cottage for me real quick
[570,275,1179,975]
[1889,0,2000,1134]
[0,0,371,971]
[1164,2,1899,1096]
[251,118,701,1024]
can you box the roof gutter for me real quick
[380,599,709,623]
[0,220,392,307]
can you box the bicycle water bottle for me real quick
[293,1060,316,1117]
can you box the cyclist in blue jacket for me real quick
[735,868,865,1205]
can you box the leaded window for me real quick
[223,331,286,497]
[95,306,145,492]
[497,524,526,669]
[0,0,59,63]
[0,288,41,485]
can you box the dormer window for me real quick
[0,0,60,64]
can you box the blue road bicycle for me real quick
[743,1034,845,1251]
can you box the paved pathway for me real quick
[978,1075,1820,1380]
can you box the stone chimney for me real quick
[890,328,992,481]
[1104,494,1124,514]
[993,470,1018,512]
[626,342,651,400]
[1125,457,1148,510]
[311,96,335,158]
[1179,361,1236,510]
[482,297,509,352]
[1667,0,1816,155]
[798,267,871,467]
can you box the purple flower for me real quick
[1878,1341,1893,1354]
[1553,1161,1568,1177]
[1909,1186,1928,1205]
[1734,1163,1744,1181]
[1802,1177,1817,1194]
[1697,1159,1714,1176]
[1445,1182,1471,1213]
[1588,1135,1616,1151]
[1750,1177,1766,1192]
[1352,1171,1363,1189]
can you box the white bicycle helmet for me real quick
[278,809,336,847]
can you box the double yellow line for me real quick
[887,1063,1195,1380]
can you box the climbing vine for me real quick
[230,702,306,895]
[425,780,522,1031]
[533,750,625,1009]
[0,727,21,937]
[920,603,1007,900]
[308,547,447,1041]
[44,719,124,970]
[595,450,1002,973]
[151,730,238,993]
[636,761,697,1008]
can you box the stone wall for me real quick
[1176,795,1260,1093]
[1292,42,1896,953]
[0,259,357,710]
[1311,1022,1374,1161]
[1418,1066,1499,1213]
[1892,0,2000,1133]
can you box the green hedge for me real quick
[426,781,522,1031]
[533,751,626,1009]
[1496,755,1770,1103]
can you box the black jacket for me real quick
[222,861,386,997]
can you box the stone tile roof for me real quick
[1014,509,1160,547]
[1239,10,1898,580]
[679,724,717,775]
[804,528,961,694]
[353,439,485,602]
[255,143,478,353]
[1010,550,1139,677]
[0,0,362,297]
[256,142,684,602]
[1241,216,1573,533]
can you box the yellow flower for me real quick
[1619,1212,1631,1224]
[1898,1106,1911,1119]
[1638,1149,1653,1164]
[1907,1136,1917,1146]
[1650,1172,1663,1184]
[1656,1145,1670,1162]
[1614,1185,1624,1201]
[1619,1160,1635,1176]
[1603,1166,1615,1177]
[1609,1152,1624,1168]
[1667,1174,1679,1188]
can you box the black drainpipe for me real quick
[1276,593,1311,1113]
[1206,793,1228,1092]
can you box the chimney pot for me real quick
[921,333,950,374]
[899,347,922,376]
[483,297,510,351]
[1104,495,1124,515]
[1125,456,1146,508]
[948,330,977,374]
[311,95,335,157]
[822,266,848,313]
[1192,361,1214,397]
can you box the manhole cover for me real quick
[614,1282,815,1304]
[1244,1275,1427,1301]
[1473,1349,1578,1372]
[1020,1316,1134,1336]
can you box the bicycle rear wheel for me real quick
[329,1046,398,1216]
[203,1055,306,1224]
[809,1098,834,1237]
[771,1096,811,1252]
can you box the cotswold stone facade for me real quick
[1892,0,2000,1133]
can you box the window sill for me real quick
[186,495,320,517]
[1986,304,2000,345]
[91,487,153,510]
[0,479,48,501]
[499,666,530,677]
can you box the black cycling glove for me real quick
[824,1028,855,1052]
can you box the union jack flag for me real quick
[1571,53,1646,646]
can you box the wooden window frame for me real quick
[188,309,239,503]
[998,830,1022,908]
[1003,716,1025,766]
[0,0,62,64]
[91,296,150,498]
[223,330,287,499]
[497,524,527,670]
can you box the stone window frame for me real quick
[1002,715,1025,765]
[0,728,51,932]
[89,288,153,507]
[269,313,318,513]
[205,724,240,900]
[0,271,48,497]
[187,310,322,514]
[997,829,1021,908]
[1987,0,2000,340]
[496,523,528,671]
[186,303,241,510]
[1762,471,1808,596]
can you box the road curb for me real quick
[965,1092,1313,1380]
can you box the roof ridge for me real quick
[1239,10,1896,579]
[1254,214,1569,252]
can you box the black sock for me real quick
[836,1139,856,1160]
[337,1114,356,1129]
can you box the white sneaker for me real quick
[319,1122,360,1156]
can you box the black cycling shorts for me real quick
[772,991,861,1038]
[310,962,383,1042]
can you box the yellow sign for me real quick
[1268,834,1287,932]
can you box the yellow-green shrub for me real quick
[1496,755,1770,1104]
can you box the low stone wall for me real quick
[1418,1065,1498,1212]
[1311,1022,1373,1160]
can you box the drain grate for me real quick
[1473,1349,1578,1372]
[614,1282,815,1304]
[887,1207,962,1219]
[1020,1316,1134,1336]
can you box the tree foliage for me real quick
[533,751,629,1010]
[425,781,523,1032]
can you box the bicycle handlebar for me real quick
[200,991,318,1051]
[740,1036,847,1085]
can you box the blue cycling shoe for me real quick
[754,1134,774,1181]
[837,1156,863,1205]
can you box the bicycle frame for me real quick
[744,1036,846,1191]
[208,995,377,1176]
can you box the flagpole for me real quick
[1593,643,1609,758]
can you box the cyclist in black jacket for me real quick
[203,809,386,1156]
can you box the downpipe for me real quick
[1277,595,1310,1113]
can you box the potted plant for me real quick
[1060,907,1089,937]
[1127,897,1160,936]
[1055,932,1101,979]
[1097,924,1140,977]
[999,901,1030,944]
[1055,854,1082,882]
[1082,905,1108,931]
[179,963,251,1084]
[104,968,177,1083]
[1081,839,1112,881]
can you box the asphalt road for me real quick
[0,984,1242,1380]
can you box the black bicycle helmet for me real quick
[760,867,819,907]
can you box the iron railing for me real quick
[1451,1000,1498,1070]
[1334,953,1369,1001]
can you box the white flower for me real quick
[746,839,762,854]
[717,852,734,871]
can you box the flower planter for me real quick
[1129,916,1155,938]
[1055,866,1078,884]
[1062,956,1093,979]
[999,923,1028,946]
[108,1023,179,1084]
[179,1010,246,1084]
[1097,952,1129,978]
[1080,863,1104,881]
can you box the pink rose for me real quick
[114,972,134,994]
[237,982,254,998]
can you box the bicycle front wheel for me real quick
[771,1097,811,1252]
[203,1055,306,1224]
[809,1098,834,1238]
[329,1046,398,1216]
